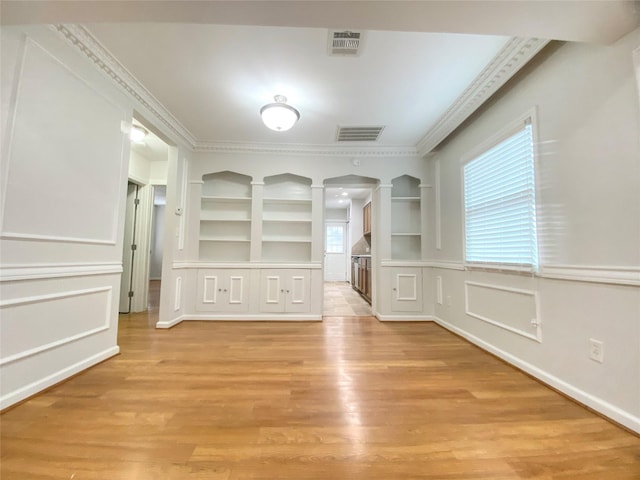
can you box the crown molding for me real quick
[53,24,546,159]
[193,141,418,157]
[416,37,549,157]
[53,24,198,148]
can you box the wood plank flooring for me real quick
[2,310,639,479]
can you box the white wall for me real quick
[150,204,165,279]
[425,30,640,432]
[0,26,131,408]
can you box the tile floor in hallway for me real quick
[323,281,372,316]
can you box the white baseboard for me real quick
[433,316,640,434]
[183,314,322,322]
[375,314,436,321]
[156,315,185,329]
[0,346,119,410]
[156,314,323,328]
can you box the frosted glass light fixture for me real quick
[130,125,148,143]
[260,95,300,132]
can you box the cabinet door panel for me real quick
[226,274,249,311]
[261,272,284,312]
[391,268,423,312]
[202,275,219,304]
[287,273,310,313]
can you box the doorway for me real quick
[118,117,170,314]
[119,182,140,313]
[323,175,377,316]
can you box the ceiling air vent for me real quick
[336,126,385,142]
[328,30,364,56]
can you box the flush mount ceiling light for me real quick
[260,95,300,132]
[130,124,148,143]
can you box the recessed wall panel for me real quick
[2,38,125,244]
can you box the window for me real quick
[325,225,345,254]
[463,119,538,270]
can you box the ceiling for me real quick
[89,23,508,148]
[3,1,638,154]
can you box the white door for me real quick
[324,222,347,281]
[119,183,139,313]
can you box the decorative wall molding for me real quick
[433,316,640,434]
[0,232,117,246]
[0,346,119,410]
[427,260,465,271]
[416,37,549,156]
[174,276,182,312]
[53,25,547,159]
[53,24,197,148]
[173,262,323,270]
[0,262,122,282]
[538,264,640,287]
[464,281,541,342]
[0,286,112,365]
[194,141,418,158]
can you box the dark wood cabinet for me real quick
[352,256,371,304]
[363,202,371,236]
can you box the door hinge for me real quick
[134,198,140,206]
[131,244,137,251]
[128,291,134,298]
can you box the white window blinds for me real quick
[463,121,538,270]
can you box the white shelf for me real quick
[263,197,312,204]
[391,196,420,201]
[262,238,312,243]
[202,196,252,202]
[200,218,251,222]
[201,238,251,243]
[392,232,421,236]
[262,218,311,223]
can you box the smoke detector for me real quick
[328,30,365,56]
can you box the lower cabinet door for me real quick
[390,267,423,312]
[260,269,310,313]
[196,269,249,312]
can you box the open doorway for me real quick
[323,175,377,317]
[118,117,169,314]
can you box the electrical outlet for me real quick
[446,295,452,307]
[589,339,604,363]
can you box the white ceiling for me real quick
[3,1,637,153]
[89,23,509,147]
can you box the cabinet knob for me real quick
[218,288,222,292]
[281,289,285,293]
[286,290,290,293]
[393,288,397,291]
[223,289,228,293]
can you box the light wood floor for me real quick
[2,310,639,478]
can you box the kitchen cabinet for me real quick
[363,201,372,236]
[351,255,371,304]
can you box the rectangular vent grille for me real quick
[329,30,364,56]
[336,126,385,142]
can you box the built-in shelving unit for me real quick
[199,171,252,261]
[391,175,421,260]
[262,174,312,262]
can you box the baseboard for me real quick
[179,314,323,322]
[375,314,436,321]
[0,346,119,410]
[433,316,640,434]
[156,315,185,329]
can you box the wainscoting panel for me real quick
[0,286,111,364]
[465,281,541,342]
[1,36,126,245]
